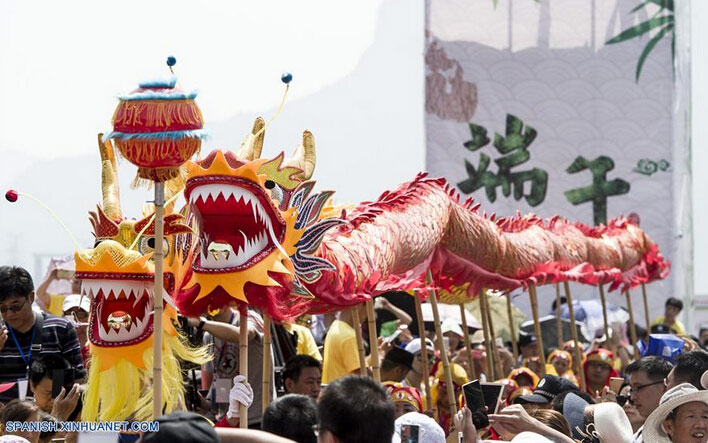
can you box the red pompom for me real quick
[5,190,18,202]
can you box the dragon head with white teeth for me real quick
[174,118,342,319]
[76,135,209,422]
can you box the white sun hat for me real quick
[643,383,708,443]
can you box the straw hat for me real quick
[643,383,708,443]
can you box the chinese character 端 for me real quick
[458,114,548,207]
[564,155,630,225]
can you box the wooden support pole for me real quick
[641,283,651,332]
[528,284,545,365]
[563,281,586,391]
[507,291,519,364]
[485,292,503,380]
[415,296,432,410]
[152,182,165,420]
[555,283,564,349]
[625,290,640,358]
[598,283,610,339]
[238,305,249,428]
[262,313,272,415]
[351,307,367,376]
[479,289,494,379]
[366,299,381,382]
[459,303,477,381]
[427,272,457,416]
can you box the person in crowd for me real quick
[581,402,634,443]
[626,355,673,442]
[140,411,219,443]
[652,297,687,336]
[34,268,81,317]
[282,355,321,401]
[666,350,708,390]
[522,356,546,378]
[321,306,365,384]
[375,296,412,338]
[35,411,58,443]
[551,389,595,415]
[287,316,322,361]
[441,318,464,356]
[60,294,89,365]
[28,355,80,421]
[316,375,395,443]
[547,349,573,379]
[0,399,40,443]
[485,404,576,442]
[527,409,572,437]
[583,348,618,396]
[0,266,85,403]
[508,367,539,388]
[518,332,538,362]
[509,387,535,406]
[213,375,253,428]
[516,374,579,409]
[380,346,414,383]
[431,362,468,435]
[563,339,586,376]
[699,328,708,350]
[261,394,317,443]
[402,337,434,399]
[643,383,708,443]
[394,411,445,443]
[190,306,268,427]
[391,385,423,418]
[617,383,644,433]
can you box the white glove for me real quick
[226,375,254,419]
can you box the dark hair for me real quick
[551,296,567,312]
[38,410,58,442]
[1,399,39,425]
[0,266,34,302]
[626,356,673,382]
[283,355,321,384]
[380,358,407,373]
[30,354,72,386]
[666,297,683,311]
[673,351,708,389]
[262,394,318,443]
[317,375,394,443]
[551,389,595,412]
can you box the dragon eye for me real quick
[264,180,276,190]
[138,236,170,258]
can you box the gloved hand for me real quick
[226,375,254,419]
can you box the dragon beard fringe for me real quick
[83,334,211,422]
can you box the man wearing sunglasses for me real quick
[0,266,86,403]
[625,356,672,442]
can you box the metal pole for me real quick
[366,299,381,382]
[152,182,164,419]
[563,281,586,391]
[414,297,432,410]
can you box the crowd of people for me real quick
[2,264,708,442]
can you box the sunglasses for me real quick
[616,394,632,407]
[0,298,28,314]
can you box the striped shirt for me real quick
[0,312,86,402]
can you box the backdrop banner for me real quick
[425,0,691,326]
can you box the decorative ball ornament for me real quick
[281,72,293,84]
[5,189,18,202]
[103,60,206,182]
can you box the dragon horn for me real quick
[97,133,122,220]
[235,117,266,160]
[283,130,316,180]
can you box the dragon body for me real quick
[170,120,668,320]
